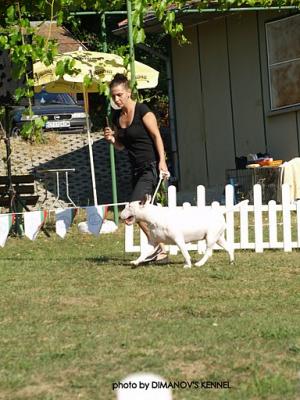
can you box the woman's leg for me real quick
[131,166,168,263]
[137,220,167,261]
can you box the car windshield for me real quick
[35,92,76,106]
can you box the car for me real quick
[10,91,90,135]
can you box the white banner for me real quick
[55,208,77,239]
[86,206,107,236]
[0,214,14,247]
[24,211,47,241]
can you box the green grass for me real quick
[0,220,299,400]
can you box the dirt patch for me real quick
[168,359,206,379]
[15,383,56,399]
[59,296,99,308]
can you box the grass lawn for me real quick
[0,218,299,400]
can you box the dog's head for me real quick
[120,194,152,225]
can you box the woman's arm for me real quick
[142,112,169,174]
[103,125,125,150]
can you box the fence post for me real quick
[240,198,249,249]
[196,185,206,254]
[139,229,149,255]
[297,200,300,248]
[268,200,278,248]
[197,185,205,207]
[225,184,235,248]
[282,184,292,252]
[168,185,178,255]
[125,224,135,252]
[254,184,263,252]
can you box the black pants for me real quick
[130,162,158,202]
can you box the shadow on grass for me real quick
[86,256,181,268]
[86,256,126,264]
[2,256,121,264]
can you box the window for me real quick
[266,13,300,111]
[35,91,76,106]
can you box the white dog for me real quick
[121,195,247,268]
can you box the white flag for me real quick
[0,214,14,247]
[24,211,47,241]
[86,206,107,236]
[55,208,77,239]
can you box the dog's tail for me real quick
[222,199,249,214]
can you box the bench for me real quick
[0,175,39,210]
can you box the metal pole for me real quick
[126,0,136,90]
[83,88,98,205]
[101,12,107,50]
[101,13,119,225]
[70,6,299,17]
[4,106,22,234]
[71,11,128,16]
[4,107,14,212]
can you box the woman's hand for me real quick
[159,160,169,179]
[104,126,115,144]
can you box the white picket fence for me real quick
[125,184,300,254]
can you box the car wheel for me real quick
[11,125,21,137]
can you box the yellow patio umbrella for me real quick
[33,50,159,93]
[33,50,159,205]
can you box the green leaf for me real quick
[26,79,35,87]
[57,11,64,25]
[0,35,8,49]
[14,87,27,102]
[55,60,65,77]
[21,122,33,136]
[34,117,45,129]
[83,74,93,87]
[6,5,16,23]
[135,28,146,44]
[98,82,109,96]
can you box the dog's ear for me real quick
[140,194,151,206]
[140,194,148,206]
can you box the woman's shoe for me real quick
[143,252,169,265]
[141,246,162,263]
[153,253,169,265]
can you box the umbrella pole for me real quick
[83,89,98,205]
[109,142,119,225]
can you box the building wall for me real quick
[172,28,208,189]
[172,10,300,195]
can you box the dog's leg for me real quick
[216,234,234,264]
[130,243,159,266]
[173,236,192,269]
[195,235,215,267]
[130,235,160,266]
[195,247,213,267]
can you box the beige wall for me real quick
[172,11,300,194]
[172,28,208,190]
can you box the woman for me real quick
[104,73,169,264]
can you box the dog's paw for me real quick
[183,264,192,269]
[195,261,204,267]
[130,259,140,266]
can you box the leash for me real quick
[151,171,170,205]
